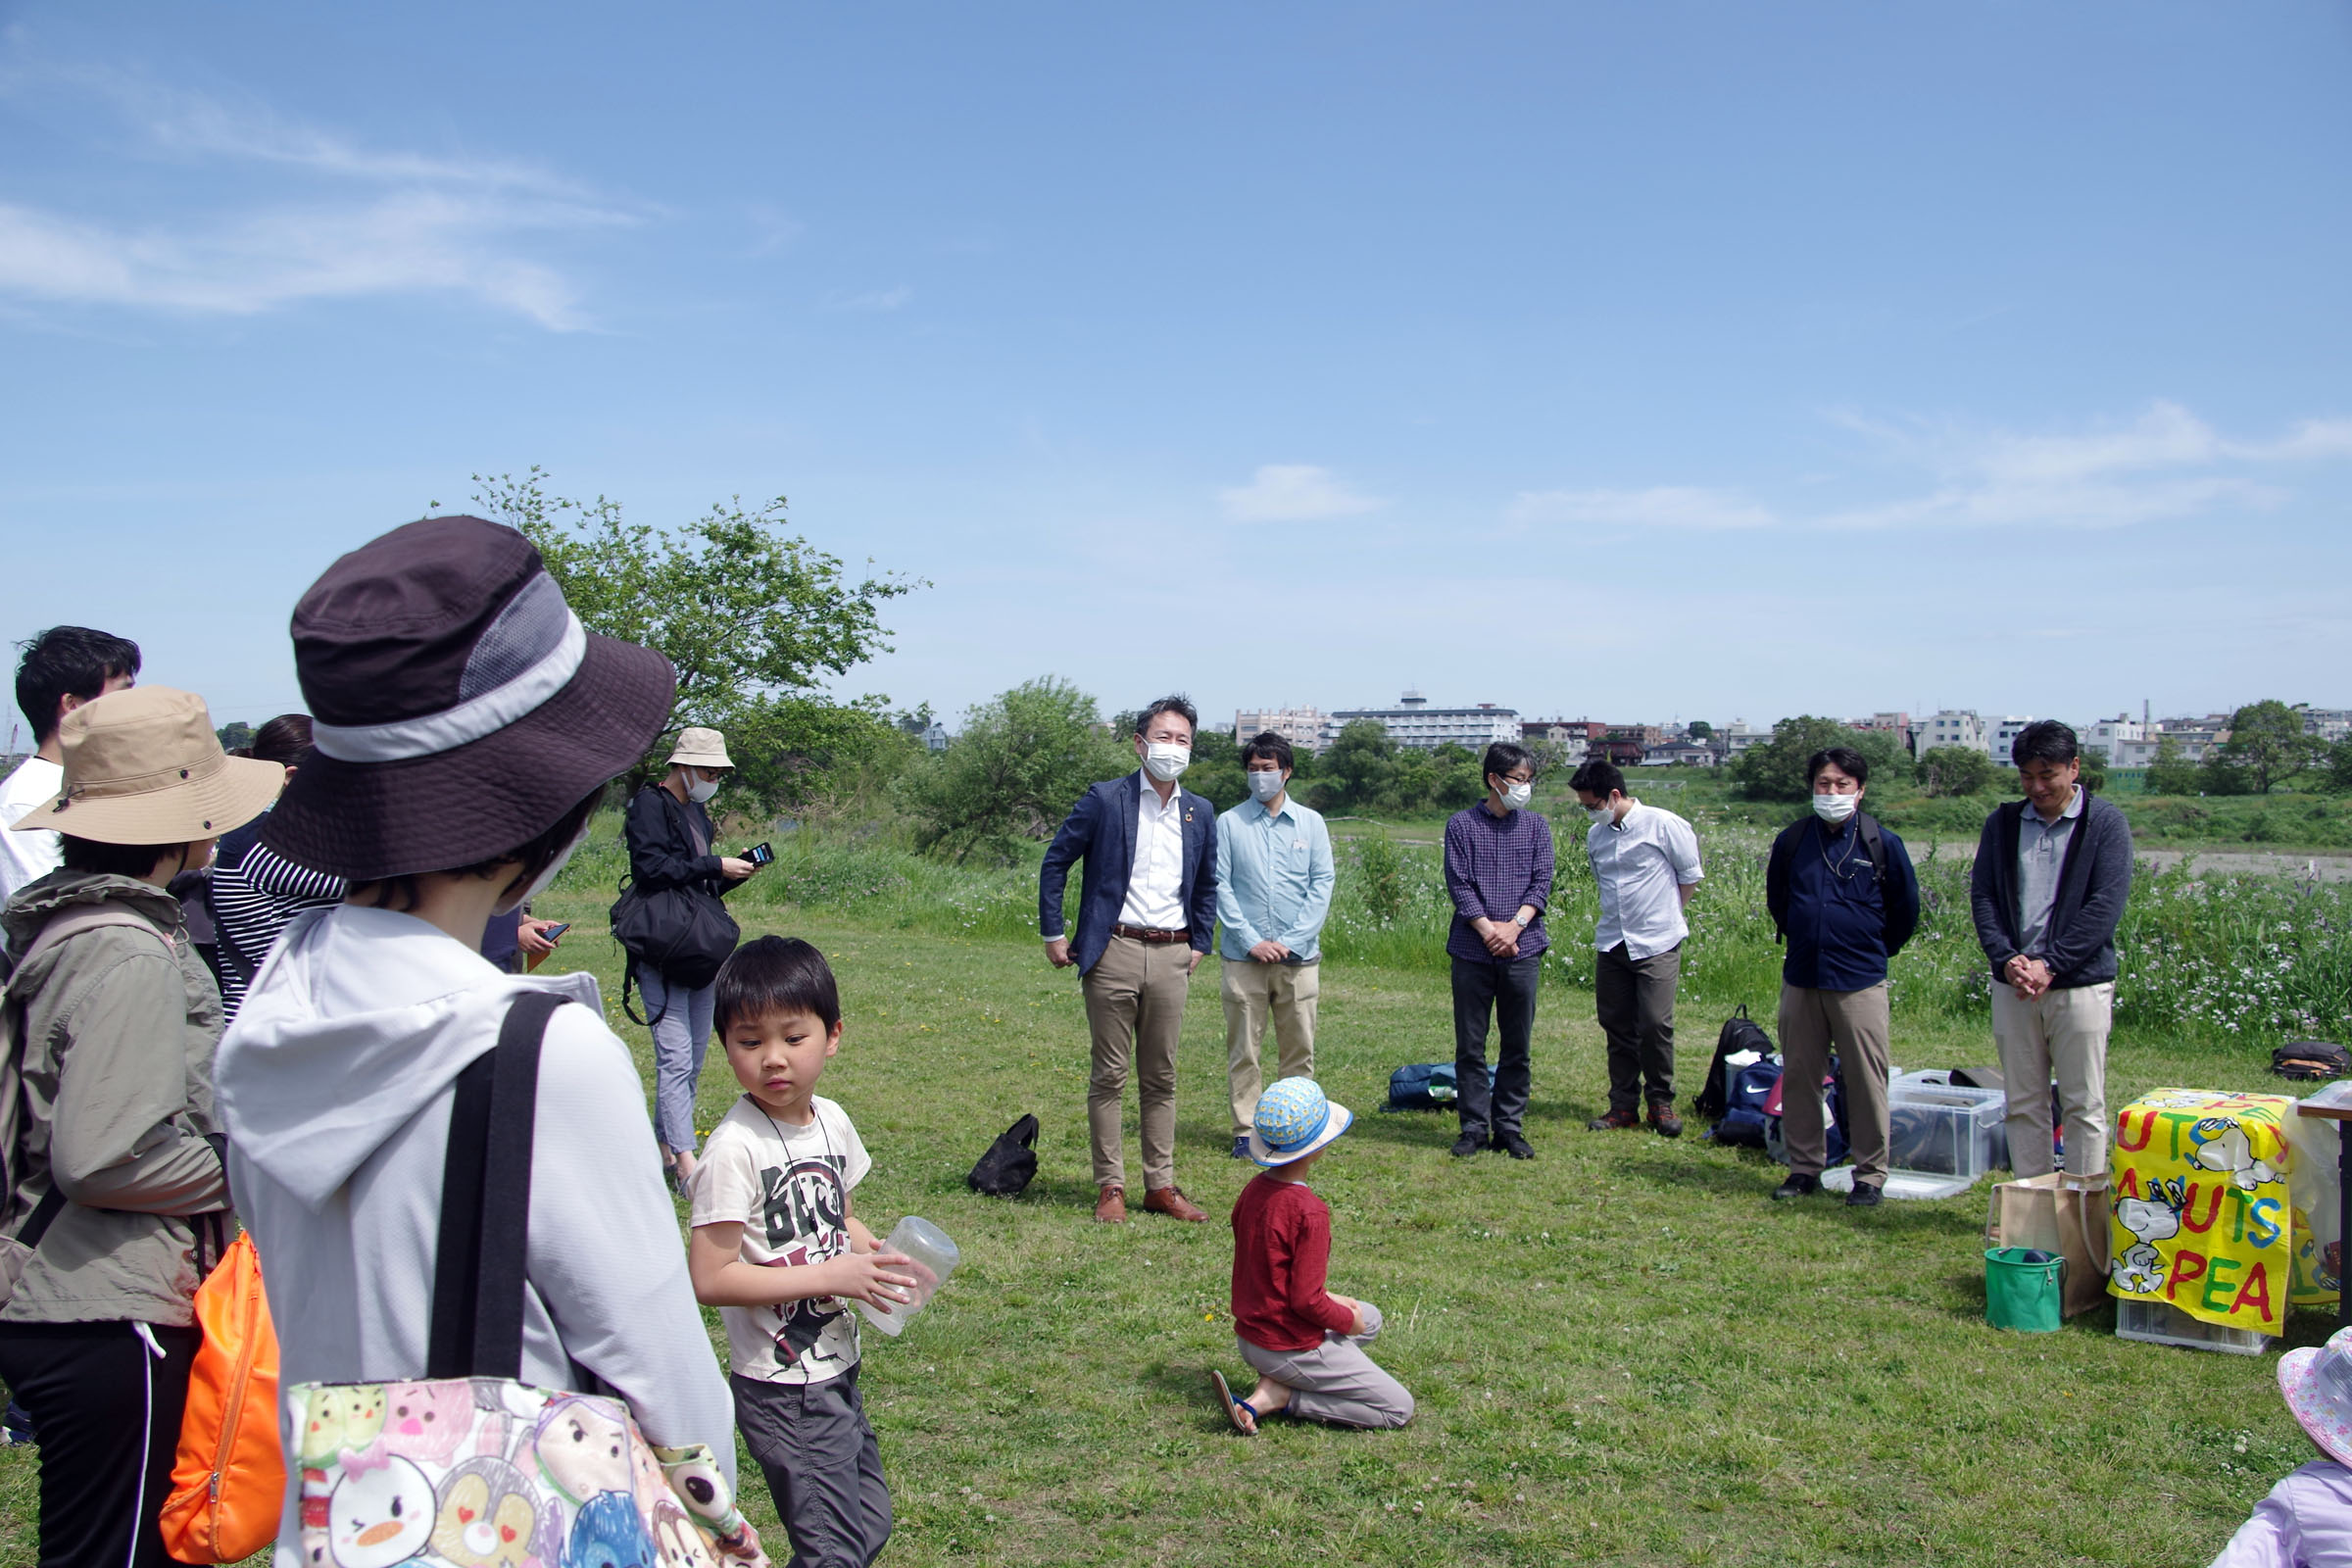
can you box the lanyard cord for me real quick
[749,1094,840,1177]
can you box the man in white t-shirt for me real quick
[1571,759,1704,1138]
[1,626,142,911]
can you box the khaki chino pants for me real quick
[1082,933,1196,1192]
[1220,958,1320,1140]
[1990,981,2114,1179]
[1777,981,1892,1186]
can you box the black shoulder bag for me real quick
[611,787,741,1024]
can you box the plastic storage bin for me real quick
[1886,1081,2006,1179]
[1894,1070,2015,1169]
[2114,1298,2270,1355]
[854,1216,961,1337]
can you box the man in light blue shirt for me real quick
[1215,731,1336,1159]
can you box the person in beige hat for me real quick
[0,684,281,1568]
[625,725,763,1189]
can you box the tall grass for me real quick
[552,808,2352,1054]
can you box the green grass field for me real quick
[8,797,2346,1566]
[8,891,2327,1567]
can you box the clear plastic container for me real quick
[1886,1082,2007,1180]
[2114,1297,2270,1355]
[853,1216,960,1337]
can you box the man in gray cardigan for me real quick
[1969,720,2133,1179]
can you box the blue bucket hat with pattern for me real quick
[1249,1077,1354,1167]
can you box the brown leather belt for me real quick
[1113,923,1190,944]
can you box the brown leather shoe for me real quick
[1094,1185,1126,1224]
[1143,1186,1208,1222]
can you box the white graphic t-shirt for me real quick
[691,1094,872,1385]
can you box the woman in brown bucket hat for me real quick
[0,684,282,1568]
[211,514,759,1559]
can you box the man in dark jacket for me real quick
[1762,747,1920,1207]
[1969,720,2133,1179]
[1039,696,1219,1225]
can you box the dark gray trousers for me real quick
[733,1365,893,1568]
[1595,941,1681,1113]
[1450,953,1540,1138]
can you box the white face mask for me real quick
[1587,803,1613,825]
[1143,743,1191,782]
[499,813,594,913]
[1248,770,1286,803]
[1813,792,1859,824]
[686,770,720,804]
[1495,780,1533,809]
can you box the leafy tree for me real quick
[472,467,922,810]
[2214,700,2327,794]
[2143,734,2202,796]
[2077,747,2109,794]
[1319,720,1398,811]
[2196,750,2255,797]
[2326,737,2352,796]
[1731,716,1905,802]
[1186,728,1246,812]
[1915,745,1996,798]
[899,677,1133,863]
[215,720,255,753]
[1686,720,1713,740]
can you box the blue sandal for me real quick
[1209,1371,1258,1435]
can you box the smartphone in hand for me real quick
[743,842,774,866]
[540,921,571,941]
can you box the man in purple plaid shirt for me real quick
[1441,741,1553,1161]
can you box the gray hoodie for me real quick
[0,870,232,1326]
[214,902,736,1548]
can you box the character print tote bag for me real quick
[284,993,765,1568]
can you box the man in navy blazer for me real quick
[1040,695,1219,1225]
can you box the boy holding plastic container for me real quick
[1210,1077,1414,1434]
[689,935,919,1568]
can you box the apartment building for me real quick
[1234,706,1331,752]
[1327,691,1521,751]
[1915,710,1987,757]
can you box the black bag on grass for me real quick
[2274,1042,2350,1082]
[968,1114,1039,1198]
[1693,1005,1775,1120]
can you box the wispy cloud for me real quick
[1819,402,2295,531]
[1218,464,1384,522]
[0,52,637,328]
[825,285,911,312]
[1506,485,1775,530]
[1512,402,2346,535]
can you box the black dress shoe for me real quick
[1845,1182,1885,1208]
[1491,1132,1535,1160]
[1772,1173,1820,1201]
[1449,1132,1488,1158]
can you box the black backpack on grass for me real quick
[2275,1042,2351,1082]
[967,1114,1040,1198]
[1693,1005,1776,1120]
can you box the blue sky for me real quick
[3,2,2348,743]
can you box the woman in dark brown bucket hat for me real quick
[214,515,765,1561]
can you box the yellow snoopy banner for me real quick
[2108,1089,2302,1337]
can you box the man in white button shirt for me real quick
[1040,697,1220,1225]
[1,627,142,921]
[1570,760,1704,1138]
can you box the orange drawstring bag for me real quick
[159,1231,285,1562]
